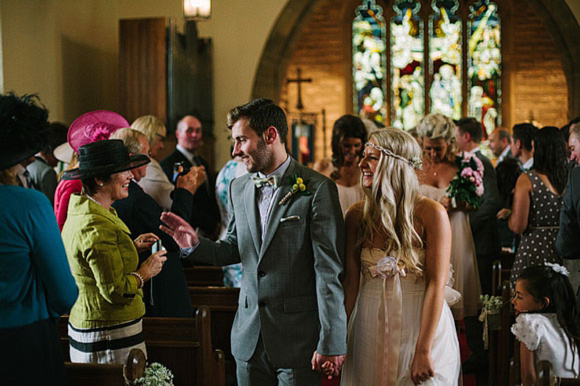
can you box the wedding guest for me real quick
[130,115,175,210]
[416,113,482,321]
[509,127,566,284]
[511,264,580,384]
[26,122,67,204]
[161,115,221,239]
[0,93,78,385]
[341,128,460,385]
[215,153,247,287]
[111,128,204,316]
[53,110,128,230]
[313,114,367,215]
[456,117,502,375]
[511,123,538,171]
[61,139,167,364]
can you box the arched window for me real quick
[352,0,501,136]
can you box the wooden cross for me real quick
[287,68,312,110]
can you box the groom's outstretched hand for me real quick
[311,351,345,379]
[160,212,199,248]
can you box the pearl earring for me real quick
[99,183,104,187]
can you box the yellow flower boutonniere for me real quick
[279,174,311,205]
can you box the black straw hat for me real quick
[61,139,150,180]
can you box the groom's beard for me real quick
[247,139,274,174]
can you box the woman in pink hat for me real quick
[53,110,129,230]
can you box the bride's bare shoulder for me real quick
[345,201,364,225]
[414,196,447,227]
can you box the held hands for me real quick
[497,208,512,220]
[133,233,160,253]
[410,351,435,385]
[160,212,199,248]
[311,351,345,379]
[176,165,206,195]
[137,250,167,281]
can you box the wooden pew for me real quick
[189,285,239,385]
[536,360,580,386]
[184,266,225,286]
[59,306,226,386]
[65,348,145,386]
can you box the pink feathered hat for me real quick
[68,110,129,153]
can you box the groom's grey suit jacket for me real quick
[189,157,347,368]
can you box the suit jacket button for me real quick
[259,301,266,307]
[258,271,266,277]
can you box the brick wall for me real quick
[280,0,569,163]
[510,0,568,128]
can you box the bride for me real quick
[341,128,460,385]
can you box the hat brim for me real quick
[61,154,150,180]
[53,142,74,164]
[0,145,40,171]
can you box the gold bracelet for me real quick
[130,271,144,289]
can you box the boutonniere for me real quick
[279,174,311,205]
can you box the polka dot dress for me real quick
[510,171,563,283]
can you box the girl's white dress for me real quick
[341,248,461,385]
[512,313,580,377]
[419,184,482,318]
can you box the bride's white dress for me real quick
[341,248,461,386]
[419,184,482,319]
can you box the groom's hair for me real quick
[227,98,289,144]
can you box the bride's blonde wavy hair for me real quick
[360,128,424,274]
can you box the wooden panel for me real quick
[119,18,167,123]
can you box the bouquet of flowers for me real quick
[133,362,174,386]
[446,152,484,209]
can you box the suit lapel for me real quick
[244,175,262,254]
[259,159,297,258]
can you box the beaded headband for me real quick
[365,142,423,170]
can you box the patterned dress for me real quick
[510,171,563,283]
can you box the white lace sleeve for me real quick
[511,314,543,351]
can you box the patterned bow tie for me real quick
[253,175,279,188]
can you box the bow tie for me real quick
[253,175,279,188]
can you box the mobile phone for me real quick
[152,240,164,254]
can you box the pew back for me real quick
[65,348,145,386]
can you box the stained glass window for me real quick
[391,0,424,130]
[351,0,503,132]
[429,0,462,120]
[468,0,501,139]
[352,0,387,124]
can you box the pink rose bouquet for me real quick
[446,152,484,209]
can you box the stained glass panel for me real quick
[429,0,462,120]
[353,0,387,124]
[468,0,501,139]
[390,0,424,130]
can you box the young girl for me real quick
[511,263,580,384]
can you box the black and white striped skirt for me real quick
[68,318,147,364]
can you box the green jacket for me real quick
[62,194,144,328]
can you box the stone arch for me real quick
[252,0,580,120]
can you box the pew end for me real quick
[65,348,145,386]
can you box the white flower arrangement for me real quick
[479,294,502,313]
[134,362,174,386]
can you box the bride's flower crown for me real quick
[365,142,422,170]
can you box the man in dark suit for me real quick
[111,128,205,317]
[161,115,221,239]
[488,127,515,167]
[161,99,347,385]
[456,118,503,376]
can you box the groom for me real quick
[161,98,347,385]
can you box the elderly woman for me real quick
[61,139,167,364]
[0,93,78,385]
[130,115,176,210]
[111,128,204,316]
